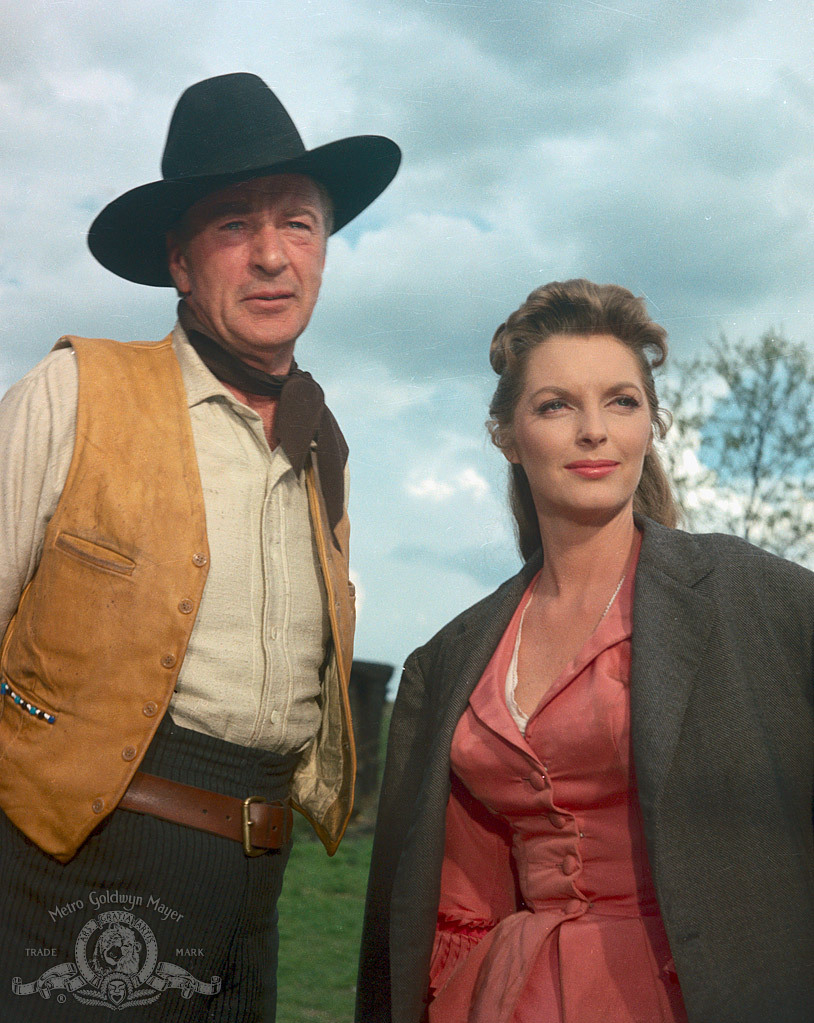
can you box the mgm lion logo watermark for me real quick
[12,910,220,1011]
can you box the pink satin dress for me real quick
[428,563,688,1023]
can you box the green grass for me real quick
[276,705,391,1021]
[276,815,373,1022]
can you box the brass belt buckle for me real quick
[242,795,268,857]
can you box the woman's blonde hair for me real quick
[487,278,677,560]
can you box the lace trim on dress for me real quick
[428,913,498,996]
[505,600,531,735]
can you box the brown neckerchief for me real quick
[178,301,348,544]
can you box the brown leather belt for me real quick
[119,771,293,856]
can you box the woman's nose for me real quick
[576,407,608,445]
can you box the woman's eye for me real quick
[537,399,567,413]
[614,395,641,408]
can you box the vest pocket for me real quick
[55,533,136,575]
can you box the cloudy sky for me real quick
[2,0,813,673]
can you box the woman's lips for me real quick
[565,460,619,479]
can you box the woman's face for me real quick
[504,333,654,526]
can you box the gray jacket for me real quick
[357,519,814,1023]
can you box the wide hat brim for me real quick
[88,135,400,287]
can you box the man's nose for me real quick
[251,224,288,274]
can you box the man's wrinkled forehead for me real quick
[184,173,328,229]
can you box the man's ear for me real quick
[166,233,191,295]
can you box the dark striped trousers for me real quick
[0,715,298,1022]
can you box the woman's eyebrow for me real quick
[527,381,644,400]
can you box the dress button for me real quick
[178,599,194,614]
[561,854,579,876]
[549,812,567,829]
[192,553,208,567]
[161,654,177,668]
[142,702,158,717]
[528,771,546,791]
[563,898,584,914]
[92,798,105,814]
[122,746,138,761]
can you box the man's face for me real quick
[168,174,328,373]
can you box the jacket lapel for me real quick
[427,522,719,826]
[436,555,541,745]
[631,519,716,821]
[388,560,539,1023]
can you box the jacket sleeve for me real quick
[355,646,435,1023]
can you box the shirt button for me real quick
[92,798,105,814]
[563,898,584,914]
[561,854,579,876]
[528,771,546,791]
[122,746,138,761]
[549,812,567,829]
[161,654,177,668]
[142,702,158,717]
[178,599,194,614]
[192,553,208,567]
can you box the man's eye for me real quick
[287,220,312,231]
[221,220,246,231]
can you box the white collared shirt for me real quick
[0,324,332,754]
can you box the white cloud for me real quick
[406,477,455,502]
[406,465,489,503]
[456,467,489,499]
[3,0,814,668]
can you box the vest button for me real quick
[178,599,194,614]
[192,553,208,567]
[142,702,158,717]
[122,746,138,761]
[92,798,105,814]
[161,654,177,668]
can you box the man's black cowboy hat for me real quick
[87,72,401,287]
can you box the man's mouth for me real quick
[243,291,293,302]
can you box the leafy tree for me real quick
[658,330,814,566]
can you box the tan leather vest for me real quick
[0,336,355,862]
